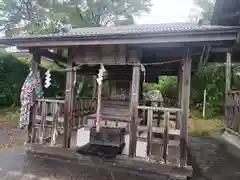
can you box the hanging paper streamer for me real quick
[140,64,146,83]
[96,64,106,85]
[96,64,106,132]
[44,69,52,88]
[19,70,42,129]
[73,67,77,86]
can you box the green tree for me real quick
[190,0,215,24]
[0,0,152,36]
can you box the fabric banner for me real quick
[19,70,42,129]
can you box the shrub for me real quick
[0,52,65,106]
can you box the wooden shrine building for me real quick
[212,0,240,151]
[1,23,240,178]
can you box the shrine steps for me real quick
[76,127,180,163]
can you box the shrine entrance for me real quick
[1,23,240,178]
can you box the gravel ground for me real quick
[189,136,240,180]
[1,120,240,179]
[0,121,180,180]
[0,148,182,180]
[0,120,26,149]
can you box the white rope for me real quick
[38,59,182,72]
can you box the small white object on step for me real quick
[76,127,90,147]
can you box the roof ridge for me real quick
[70,22,198,32]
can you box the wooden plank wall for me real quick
[225,91,240,132]
[73,45,135,65]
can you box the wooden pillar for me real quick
[63,48,74,148]
[225,52,232,131]
[225,52,232,95]
[180,54,192,167]
[129,49,140,157]
[31,52,41,143]
[176,67,182,129]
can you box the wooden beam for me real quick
[33,49,68,62]
[129,49,141,157]
[180,52,192,167]
[211,47,232,53]
[30,49,67,68]
[63,48,74,148]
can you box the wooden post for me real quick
[225,52,232,96]
[146,109,153,157]
[232,92,240,132]
[30,52,41,143]
[96,64,105,132]
[176,67,182,129]
[39,101,47,144]
[225,52,232,131]
[163,111,170,164]
[129,49,140,157]
[63,48,74,148]
[180,54,192,167]
[51,102,59,146]
[203,89,207,118]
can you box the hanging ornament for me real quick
[96,64,106,132]
[96,64,106,85]
[140,64,146,83]
[44,69,52,88]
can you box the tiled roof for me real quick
[51,23,238,37]
[0,23,239,46]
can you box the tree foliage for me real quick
[0,0,152,36]
[0,52,65,106]
[190,0,215,24]
[0,53,29,106]
[191,65,225,117]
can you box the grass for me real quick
[0,107,20,122]
[188,118,224,136]
[188,109,224,136]
[158,110,224,137]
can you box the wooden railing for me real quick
[75,97,97,116]
[74,97,97,128]
[36,98,65,119]
[34,98,65,145]
[83,99,131,129]
[137,106,183,165]
[139,100,178,128]
[225,91,240,132]
[33,97,97,145]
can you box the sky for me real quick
[136,0,196,24]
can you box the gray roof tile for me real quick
[40,23,240,37]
